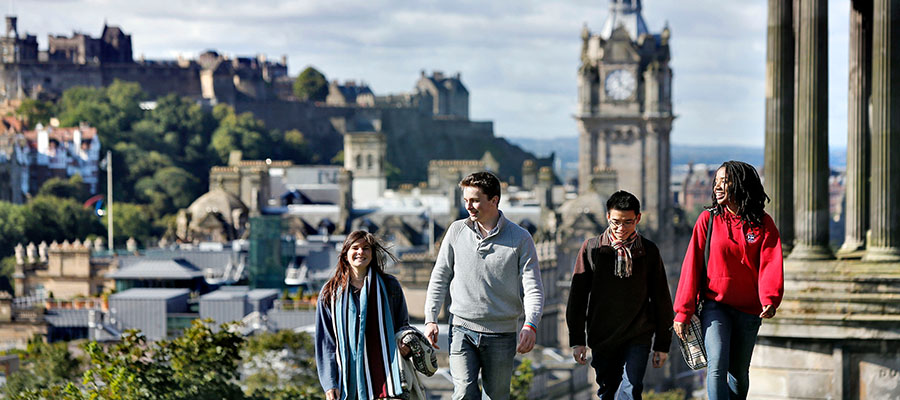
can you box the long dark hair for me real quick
[711,161,770,227]
[320,230,397,304]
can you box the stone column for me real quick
[864,0,900,261]
[764,0,795,254]
[840,0,873,256]
[789,0,833,260]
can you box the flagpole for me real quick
[107,150,113,253]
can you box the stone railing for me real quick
[43,298,104,311]
[12,307,44,323]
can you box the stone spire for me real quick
[26,242,36,263]
[599,0,649,40]
[38,241,47,262]
[14,243,24,265]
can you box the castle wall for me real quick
[101,63,202,99]
[0,62,103,99]
[233,99,349,161]
[0,62,202,100]
[380,107,526,182]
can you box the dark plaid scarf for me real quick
[330,269,403,400]
[604,227,638,278]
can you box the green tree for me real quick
[293,66,328,101]
[331,150,344,165]
[1,255,16,293]
[110,142,174,202]
[21,195,104,246]
[37,175,92,201]
[134,166,201,219]
[2,336,84,398]
[15,98,55,129]
[19,320,247,400]
[57,80,145,146]
[242,330,318,396]
[0,201,26,259]
[269,129,312,164]
[104,79,145,132]
[142,94,217,172]
[210,105,272,162]
[509,358,534,400]
[101,203,155,249]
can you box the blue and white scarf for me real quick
[330,269,403,400]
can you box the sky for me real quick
[12,0,852,148]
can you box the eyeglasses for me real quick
[608,219,636,227]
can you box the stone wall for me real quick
[0,322,46,350]
[233,99,350,162]
[381,107,534,184]
[0,62,202,100]
[102,63,202,99]
[749,259,900,399]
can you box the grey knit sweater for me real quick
[424,212,544,333]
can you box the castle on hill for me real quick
[0,15,544,186]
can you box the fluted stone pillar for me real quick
[864,0,900,261]
[790,0,833,260]
[764,0,795,254]
[840,0,873,256]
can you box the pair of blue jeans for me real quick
[590,342,651,400]
[449,325,518,400]
[700,299,762,400]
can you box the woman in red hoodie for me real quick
[673,161,784,400]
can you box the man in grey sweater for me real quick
[424,171,544,400]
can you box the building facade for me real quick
[575,0,674,234]
[13,238,115,299]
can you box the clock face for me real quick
[605,69,636,101]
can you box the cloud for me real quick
[11,0,851,148]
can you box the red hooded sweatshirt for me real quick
[674,209,784,323]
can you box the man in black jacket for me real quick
[566,190,674,400]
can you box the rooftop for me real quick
[110,288,190,300]
[108,258,204,280]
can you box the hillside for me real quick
[508,136,848,178]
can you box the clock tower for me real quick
[576,0,674,234]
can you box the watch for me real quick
[605,69,636,101]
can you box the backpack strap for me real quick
[585,236,601,272]
[699,208,717,308]
[704,208,716,267]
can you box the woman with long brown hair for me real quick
[315,231,410,400]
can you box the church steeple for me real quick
[599,0,649,41]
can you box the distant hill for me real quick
[507,136,847,180]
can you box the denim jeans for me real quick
[590,342,651,400]
[449,325,518,400]
[700,300,762,400]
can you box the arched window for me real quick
[355,154,362,169]
[367,154,373,170]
